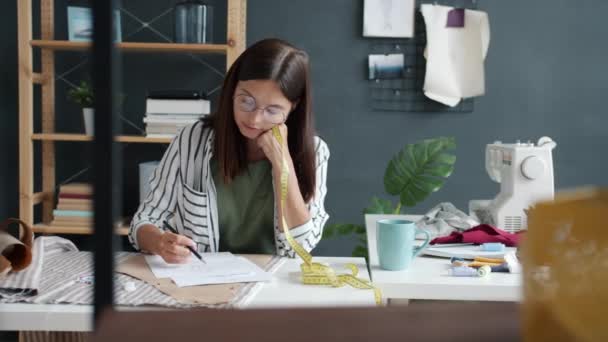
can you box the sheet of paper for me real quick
[172,257,272,287]
[144,252,237,279]
[145,253,236,278]
[144,253,271,287]
[421,5,491,106]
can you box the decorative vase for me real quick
[82,107,94,135]
[174,0,214,44]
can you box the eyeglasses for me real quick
[233,94,287,124]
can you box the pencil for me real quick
[162,221,206,264]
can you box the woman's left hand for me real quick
[257,123,289,167]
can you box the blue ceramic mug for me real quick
[377,219,431,271]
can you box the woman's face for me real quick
[233,79,293,140]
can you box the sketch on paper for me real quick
[363,0,416,38]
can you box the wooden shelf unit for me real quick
[31,40,230,54]
[32,223,130,236]
[17,0,247,233]
[32,133,173,144]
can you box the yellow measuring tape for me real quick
[271,126,382,306]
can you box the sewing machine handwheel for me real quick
[521,156,545,180]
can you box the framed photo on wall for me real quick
[368,54,405,80]
[363,0,415,38]
[67,6,122,42]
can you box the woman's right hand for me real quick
[155,231,196,264]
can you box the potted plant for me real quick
[67,80,94,135]
[322,137,457,259]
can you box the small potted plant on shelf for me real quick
[67,80,94,135]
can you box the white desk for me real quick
[243,257,374,308]
[365,214,522,302]
[0,257,375,332]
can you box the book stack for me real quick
[144,89,211,138]
[51,183,93,227]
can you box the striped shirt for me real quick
[129,121,330,258]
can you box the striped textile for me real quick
[0,236,77,299]
[129,121,331,258]
[0,236,283,308]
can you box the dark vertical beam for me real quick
[92,0,122,327]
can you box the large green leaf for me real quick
[384,137,456,208]
[352,245,368,259]
[363,196,395,214]
[322,223,364,239]
[322,224,338,239]
[354,225,366,234]
[357,232,367,246]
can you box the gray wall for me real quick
[0,1,606,256]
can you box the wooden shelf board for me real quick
[33,223,129,236]
[31,133,172,144]
[116,135,173,143]
[31,40,229,54]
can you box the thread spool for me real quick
[449,265,491,277]
[490,263,510,273]
[450,257,467,267]
[477,265,491,277]
[450,257,465,263]
[448,266,478,277]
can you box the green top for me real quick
[211,157,275,254]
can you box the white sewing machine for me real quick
[469,137,557,232]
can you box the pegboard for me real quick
[368,0,478,113]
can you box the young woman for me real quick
[129,39,330,263]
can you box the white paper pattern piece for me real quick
[144,252,271,287]
[421,4,490,106]
[363,0,416,38]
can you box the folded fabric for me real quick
[416,202,479,239]
[430,224,523,247]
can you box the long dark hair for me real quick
[204,38,316,202]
